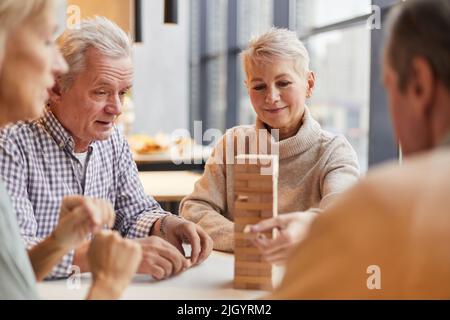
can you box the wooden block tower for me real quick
[233,154,278,290]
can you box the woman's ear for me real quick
[244,79,250,93]
[306,71,316,98]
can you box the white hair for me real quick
[57,16,132,91]
[240,27,310,79]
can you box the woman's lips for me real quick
[264,106,288,114]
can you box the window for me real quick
[306,26,370,172]
[295,0,373,172]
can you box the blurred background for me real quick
[61,0,401,177]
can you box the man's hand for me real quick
[161,215,213,265]
[51,196,115,250]
[247,211,317,264]
[135,236,191,280]
[87,230,142,300]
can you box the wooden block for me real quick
[245,283,273,291]
[248,180,273,191]
[235,252,263,262]
[234,216,264,226]
[233,281,247,290]
[234,247,261,255]
[234,238,254,247]
[235,267,272,277]
[233,209,262,217]
[260,210,276,218]
[234,224,248,233]
[234,180,248,188]
[234,186,273,193]
[235,261,272,270]
[234,275,272,286]
[234,202,272,211]
[234,194,262,203]
[234,173,273,182]
[233,281,272,291]
[233,165,249,173]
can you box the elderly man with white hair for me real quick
[0,16,212,280]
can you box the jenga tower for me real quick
[233,154,278,290]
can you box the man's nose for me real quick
[105,95,122,116]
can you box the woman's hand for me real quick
[51,196,115,250]
[87,230,142,299]
[247,211,318,264]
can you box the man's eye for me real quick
[95,91,107,95]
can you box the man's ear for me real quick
[48,82,63,105]
[408,57,435,116]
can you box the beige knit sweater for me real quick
[180,107,360,251]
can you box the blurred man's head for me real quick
[383,0,450,156]
[48,16,133,152]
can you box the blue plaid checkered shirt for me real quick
[0,109,168,279]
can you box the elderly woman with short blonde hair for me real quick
[181,28,360,262]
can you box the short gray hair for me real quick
[57,16,132,91]
[240,27,310,79]
[385,0,450,92]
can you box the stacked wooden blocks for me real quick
[233,154,278,290]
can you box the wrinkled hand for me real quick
[135,236,191,280]
[52,196,115,250]
[247,211,317,264]
[88,230,142,299]
[162,215,213,265]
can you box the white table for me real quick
[138,171,202,202]
[37,251,282,300]
[133,145,212,165]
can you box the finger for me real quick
[158,241,189,273]
[182,225,201,265]
[249,217,281,233]
[148,265,166,280]
[264,247,291,264]
[196,228,213,264]
[60,195,85,215]
[77,197,101,227]
[253,234,291,256]
[150,254,173,278]
[95,199,115,228]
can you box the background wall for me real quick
[132,0,189,136]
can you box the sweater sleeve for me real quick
[180,132,234,252]
[318,135,361,210]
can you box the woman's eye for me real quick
[277,81,291,88]
[253,85,266,91]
